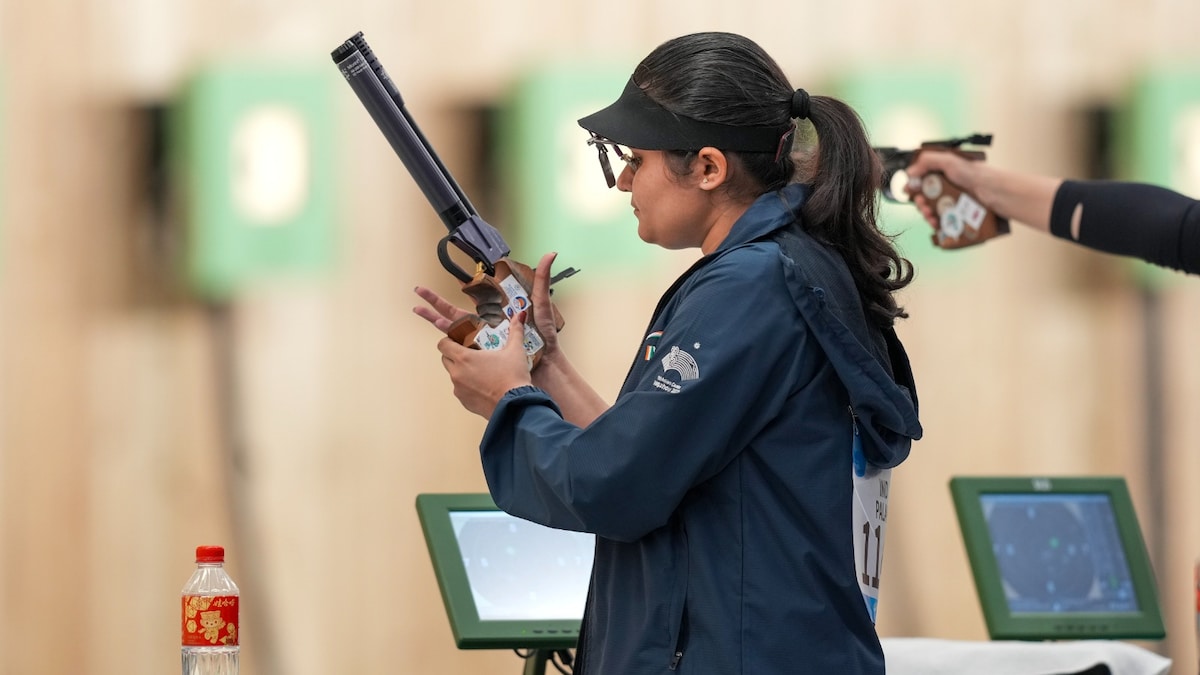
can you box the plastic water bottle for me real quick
[181,545,240,675]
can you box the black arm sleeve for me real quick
[1048,180,1200,275]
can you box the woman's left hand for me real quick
[436,310,534,418]
[413,285,474,333]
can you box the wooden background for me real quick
[1,0,1198,673]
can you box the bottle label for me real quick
[182,595,239,647]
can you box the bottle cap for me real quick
[195,545,225,563]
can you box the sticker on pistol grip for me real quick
[956,193,987,231]
[498,276,532,319]
[472,318,544,360]
[182,595,239,647]
[496,276,545,361]
[473,322,508,351]
[521,323,545,354]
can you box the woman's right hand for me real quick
[904,150,1061,235]
[904,150,983,232]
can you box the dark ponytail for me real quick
[632,32,914,328]
[801,95,914,327]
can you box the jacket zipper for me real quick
[667,520,689,671]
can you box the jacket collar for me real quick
[711,183,811,254]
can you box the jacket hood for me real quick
[761,187,923,468]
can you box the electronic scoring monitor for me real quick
[950,476,1165,641]
[415,493,593,650]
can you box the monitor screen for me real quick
[449,509,593,622]
[417,493,593,649]
[950,477,1164,641]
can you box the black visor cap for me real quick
[578,78,789,153]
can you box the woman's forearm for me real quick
[968,162,1063,233]
[530,352,610,427]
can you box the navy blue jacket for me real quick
[480,184,923,674]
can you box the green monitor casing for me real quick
[949,476,1165,641]
[415,493,592,650]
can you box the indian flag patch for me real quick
[642,331,663,360]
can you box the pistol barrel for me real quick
[332,34,511,277]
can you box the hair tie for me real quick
[773,124,796,163]
[791,89,811,120]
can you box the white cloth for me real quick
[881,637,1172,675]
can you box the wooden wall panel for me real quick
[1,0,1198,673]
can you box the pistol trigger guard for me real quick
[437,236,474,284]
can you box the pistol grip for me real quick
[447,315,487,349]
[453,257,564,370]
[446,314,536,369]
[914,149,1010,250]
[492,259,566,331]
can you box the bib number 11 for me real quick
[851,424,890,623]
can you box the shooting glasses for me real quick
[586,133,635,189]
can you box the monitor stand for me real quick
[522,649,553,675]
